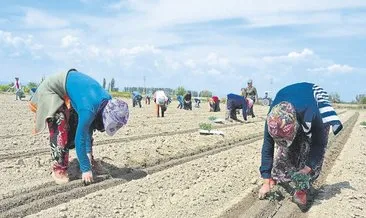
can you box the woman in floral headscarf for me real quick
[258,82,343,207]
[30,69,129,185]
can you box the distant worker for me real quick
[183,91,192,110]
[145,92,151,105]
[226,93,253,121]
[242,79,258,118]
[132,91,143,108]
[11,77,23,100]
[154,90,168,117]
[258,83,343,207]
[29,69,129,185]
[194,97,201,108]
[209,96,220,112]
[177,95,184,109]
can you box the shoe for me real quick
[293,190,307,206]
[52,169,70,184]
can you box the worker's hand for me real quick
[258,179,275,199]
[82,171,94,186]
[298,166,312,175]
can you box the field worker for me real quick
[145,92,151,105]
[10,77,23,100]
[132,91,143,108]
[242,79,258,118]
[194,97,201,108]
[209,96,220,112]
[183,91,192,110]
[177,95,184,109]
[225,93,251,121]
[154,90,168,117]
[259,83,343,207]
[29,69,129,185]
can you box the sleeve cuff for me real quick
[261,172,271,179]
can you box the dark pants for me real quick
[210,102,220,112]
[133,99,142,108]
[226,99,239,120]
[156,104,167,117]
[184,101,192,110]
[145,97,150,105]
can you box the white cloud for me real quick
[185,59,196,68]
[0,30,43,57]
[263,48,314,63]
[119,45,161,56]
[24,8,68,29]
[61,35,80,48]
[206,52,230,68]
[308,64,354,73]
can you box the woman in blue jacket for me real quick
[30,69,129,185]
[258,83,342,206]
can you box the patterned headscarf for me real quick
[267,101,299,147]
[102,98,129,136]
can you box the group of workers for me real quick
[26,69,342,209]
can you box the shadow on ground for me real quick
[67,158,147,182]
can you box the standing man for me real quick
[242,79,258,118]
[11,77,23,100]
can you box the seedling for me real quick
[199,123,213,131]
[360,121,366,126]
[290,171,311,191]
[208,116,217,121]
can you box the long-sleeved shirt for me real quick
[243,86,258,101]
[132,91,142,101]
[66,71,111,173]
[184,93,192,102]
[177,95,183,103]
[227,93,248,121]
[260,82,342,179]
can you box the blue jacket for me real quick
[259,82,342,179]
[227,93,248,121]
[66,71,111,173]
[177,95,183,103]
[132,91,142,101]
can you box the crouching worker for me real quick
[209,96,220,112]
[154,90,168,117]
[183,91,192,110]
[132,91,143,108]
[29,69,129,185]
[225,93,252,121]
[259,83,343,207]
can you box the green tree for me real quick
[103,78,106,89]
[28,82,38,89]
[329,92,340,103]
[110,78,115,91]
[199,90,213,98]
[176,86,186,96]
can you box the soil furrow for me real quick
[0,119,264,161]
[0,132,264,217]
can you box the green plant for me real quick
[360,121,366,126]
[290,172,311,191]
[110,91,131,98]
[208,116,217,121]
[199,123,212,131]
[175,86,186,96]
[0,84,11,92]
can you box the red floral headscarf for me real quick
[267,101,299,147]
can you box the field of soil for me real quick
[0,93,365,218]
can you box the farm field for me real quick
[0,93,364,218]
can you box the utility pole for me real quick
[143,75,146,94]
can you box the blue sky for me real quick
[0,0,365,101]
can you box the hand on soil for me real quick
[258,183,271,199]
[82,171,94,185]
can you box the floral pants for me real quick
[48,105,80,172]
[272,125,330,184]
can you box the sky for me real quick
[0,0,365,101]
